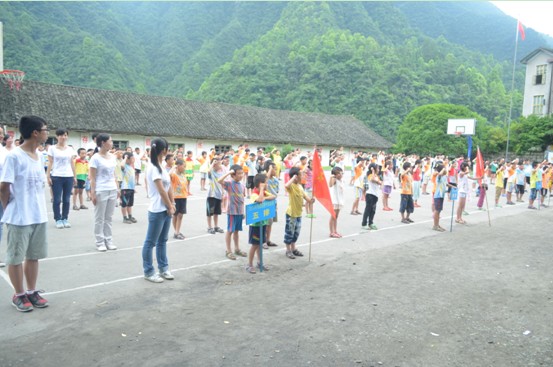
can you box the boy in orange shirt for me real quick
[399,162,415,224]
[170,159,188,239]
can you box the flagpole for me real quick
[505,20,521,162]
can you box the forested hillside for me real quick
[1,1,551,142]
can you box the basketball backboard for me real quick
[447,119,475,135]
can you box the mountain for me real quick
[1,2,551,143]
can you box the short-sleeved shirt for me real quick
[249,189,273,226]
[89,153,117,192]
[121,164,136,190]
[147,165,171,213]
[331,178,345,205]
[48,145,76,177]
[267,177,279,197]
[75,158,89,181]
[1,148,48,225]
[223,180,245,215]
[207,169,224,199]
[434,175,447,199]
[246,159,257,177]
[170,172,188,199]
[365,174,380,197]
[286,183,304,218]
[400,173,413,195]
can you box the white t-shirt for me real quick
[330,178,345,206]
[147,164,171,213]
[0,145,8,179]
[383,169,395,186]
[89,153,117,192]
[1,147,48,225]
[458,173,469,194]
[48,145,76,177]
[133,152,143,170]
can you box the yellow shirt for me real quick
[401,173,413,195]
[286,183,304,218]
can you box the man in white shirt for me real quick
[0,116,49,312]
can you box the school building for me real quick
[521,47,553,117]
[0,80,391,164]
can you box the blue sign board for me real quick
[246,200,276,225]
[450,187,458,201]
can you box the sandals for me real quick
[455,219,467,225]
[234,249,247,257]
[267,241,278,247]
[245,265,256,274]
[226,251,236,260]
[80,205,88,210]
[73,205,79,210]
[330,233,341,238]
[292,249,304,257]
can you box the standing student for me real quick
[206,157,225,234]
[362,163,382,230]
[142,138,176,283]
[329,166,345,237]
[218,165,248,260]
[0,127,7,268]
[0,115,50,312]
[133,147,142,185]
[245,173,276,274]
[381,160,395,211]
[198,151,209,191]
[170,158,188,239]
[265,162,280,247]
[47,128,77,229]
[350,159,365,215]
[528,162,539,209]
[283,167,315,259]
[73,148,89,211]
[304,159,315,218]
[412,159,422,208]
[245,153,257,197]
[494,164,506,208]
[432,163,449,232]
[120,152,137,224]
[515,163,526,202]
[399,162,415,224]
[89,134,119,252]
[184,150,195,195]
[456,162,479,224]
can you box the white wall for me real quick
[523,52,553,117]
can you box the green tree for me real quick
[510,115,553,154]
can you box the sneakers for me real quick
[506,202,515,205]
[477,207,487,211]
[159,270,174,280]
[401,219,410,224]
[56,220,64,229]
[97,244,107,252]
[306,213,317,219]
[173,233,185,240]
[267,241,278,247]
[62,219,71,228]
[123,217,132,224]
[286,251,296,259]
[129,216,137,223]
[528,206,537,209]
[495,204,502,208]
[207,228,216,234]
[263,243,269,249]
[361,225,370,230]
[27,290,48,308]
[105,242,117,250]
[80,205,89,210]
[214,227,224,233]
[12,294,33,312]
[73,205,80,210]
[406,218,414,223]
[369,224,378,230]
[144,273,164,283]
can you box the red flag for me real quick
[518,20,526,41]
[312,150,336,219]
[475,146,485,184]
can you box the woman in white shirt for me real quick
[89,133,119,252]
[46,129,76,229]
[142,137,175,283]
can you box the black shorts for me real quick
[135,168,141,175]
[206,197,222,217]
[74,179,86,189]
[516,184,525,194]
[399,194,414,214]
[175,198,187,214]
[248,225,267,246]
[246,176,255,189]
[434,197,444,212]
[120,189,135,208]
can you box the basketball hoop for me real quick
[454,131,463,138]
[0,69,25,91]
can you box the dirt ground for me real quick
[1,180,552,367]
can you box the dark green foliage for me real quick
[511,115,553,154]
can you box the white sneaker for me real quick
[97,244,107,252]
[62,219,71,228]
[0,261,5,268]
[56,220,64,229]
[159,270,174,280]
[105,242,117,250]
[144,273,164,283]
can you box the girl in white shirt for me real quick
[329,167,345,238]
[46,129,76,229]
[89,133,119,252]
[142,137,176,283]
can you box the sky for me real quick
[491,1,553,38]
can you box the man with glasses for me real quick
[0,116,50,312]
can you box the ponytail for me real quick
[150,137,168,174]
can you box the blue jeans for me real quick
[142,211,171,276]
[52,176,74,221]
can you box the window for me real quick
[535,64,547,85]
[215,145,232,155]
[532,95,545,115]
[112,140,128,150]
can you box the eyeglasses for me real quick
[39,128,49,132]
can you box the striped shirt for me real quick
[223,180,245,215]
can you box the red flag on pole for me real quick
[475,146,485,184]
[518,20,526,41]
[312,150,336,219]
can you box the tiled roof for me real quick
[0,81,391,149]
[520,48,553,64]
